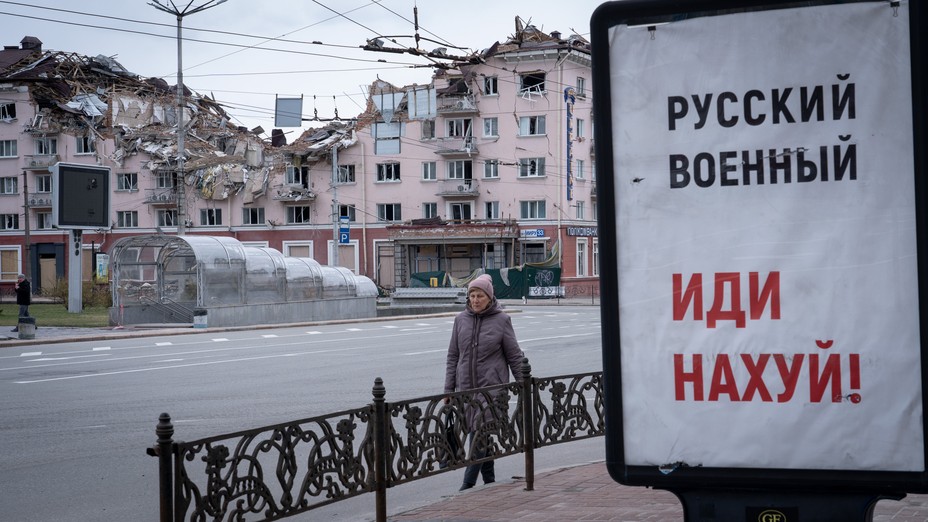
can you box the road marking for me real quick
[20,352,41,357]
[346,328,362,331]
[383,325,398,328]
[306,331,322,335]
[92,346,111,351]
[155,359,185,363]
[403,349,446,356]
[262,334,278,338]
[212,338,229,342]
[399,327,437,332]
[155,342,172,346]
[28,354,111,362]
[415,323,431,326]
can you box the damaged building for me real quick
[0,18,596,299]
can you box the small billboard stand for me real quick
[591,0,928,520]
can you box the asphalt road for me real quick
[0,305,604,521]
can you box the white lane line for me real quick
[262,334,279,338]
[403,349,446,356]
[383,325,398,329]
[399,327,437,332]
[92,346,111,351]
[155,359,185,363]
[346,328,362,331]
[28,354,111,362]
[20,352,41,357]
[155,342,173,346]
[212,338,229,342]
[306,331,322,335]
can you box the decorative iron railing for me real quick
[149,357,604,522]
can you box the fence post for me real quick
[147,412,174,522]
[372,378,387,522]
[520,357,535,491]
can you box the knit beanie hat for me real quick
[468,274,494,299]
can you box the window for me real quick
[117,172,138,191]
[519,72,546,95]
[522,242,547,264]
[337,165,356,183]
[483,117,498,137]
[484,160,499,179]
[421,120,436,140]
[0,247,20,281]
[200,208,222,226]
[519,116,546,136]
[576,238,588,277]
[36,212,53,230]
[593,239,600,276]
[576,118,585,138]
[0,140,16,157]
[483,76,498,95]
[446,118,472,138]
[286,165,308,186]
[35,174,51,193]
[156,172,174,188]
[0,214,18,230]
[447,160,472,180]
[520,200,546,219]
[575,200,585,220]
[1,177,18,194]
[287,206,311,224]
[576,159,585,180]
[518,158,545,178]
[339,204,357,222]
[242,207,265,225]
[374,122,402,155]
[576,76,587,97]
[449,202,472,222]
[35,137,57,155]
[422,161,437,181]
[377,203,402,222]
[157,209,177,227]
[283,241,313,258]
[592,201,598,221]
[76,135,95,154]
[485,201,499,220]
[117,211,139,228]
[377,163,401,182]
[423,202,438,219]
[0,102,15,120]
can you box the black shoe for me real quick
[10,328,17,332]
[484,479,495,485]
[459,483,475,491]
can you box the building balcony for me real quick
[145,188,177,205]
[434,137,477,157]
[27,192,53,207]
[436,179,479,198]
[22,154,59,170]
[437,95,478,114]
[273,185,316,203]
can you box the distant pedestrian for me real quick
[444,274,523,491]
[12,273,31,332]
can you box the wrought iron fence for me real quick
[149,357,604,522]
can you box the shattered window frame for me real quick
[423,202,438,219]
[0,176,18,194]
[0,213,19,230]
[421,120,436,140]
[339,204,357,222]
[446,118,472,138]
[484,160,499,179]
[286,206,311,224]
[519,72,546,96]
[421,161,436,181]
[520,200,546,220]
[337,165,356,184]
[34,137,57,155]
[447,160,472,181]
[157,209,177,227]
[200,208,222,226]
[156,172,175,189]
[518,158,546,178]
[374,122,402,155]
[483,117,498,137]
[36,212,53,230]
[117,211,139,228]
[286,165,309,187]
[376,203,402,222]
[484,76,499,96]
[242,207,265,226]
[117,172,138,191]
[35,174,51,193]
[519,115,546,136]
[0,139,16,158]
[75,135,96,155]
[449,202,473,222]
[485,200,500,220]
[376,163,401,183]
[0,102,15,120]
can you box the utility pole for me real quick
[149,0,228,236]
[332,146,339,267]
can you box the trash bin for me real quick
[17,316,36,340]
[193,308,208,328]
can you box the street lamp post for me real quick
[149,0,228,236]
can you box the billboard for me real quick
[50,162,111,230]
[592,0,928,491]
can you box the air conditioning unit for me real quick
[159,193,169,201]
[457,184,466,192]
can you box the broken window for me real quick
[287,206,310,224]
[446,118,472,138]
[117,211,139,228]
[337,165,356,184]
[421,120,435,140]
[519,158,545,177]
[447,160,472,181]
[35,137,57,155]
[450,202,473,222]
[117,173,138,191]
[0,140,16,157]
[1,214,19,230]
[484,76,498,96]
[157,209,177,227]
[485,201,500,220]
[36,212,53,230]
[519,116,546,136]
[200,208,222,226]
[0,102,15,121]
[377,203,401,222]
[377,163,400,182]
[339,204,356,222]
[76,135,96,154]
[156,172,175,189]
[374,122,402,155]
[483,117,498,137]
[286,165,309,187]
[1,177,18,194]
[520,72,546,95]
[242,207,265,225]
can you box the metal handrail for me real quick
[149,357,604,522]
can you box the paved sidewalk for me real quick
[389,462,928,522]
